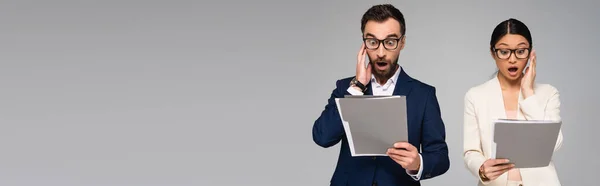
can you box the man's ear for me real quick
[399,36,406,50]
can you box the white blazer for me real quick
[463,75,563,186]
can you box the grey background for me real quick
[0,0,598,185]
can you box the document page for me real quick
[335,96,408,156]
[491,119,562,168]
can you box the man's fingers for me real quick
[357,43,365,64]
[358,45,367,69]
[387,148,413,157]
[387,148,418,170]
[387,153,407,165]
[361,44,366,57]
[388,153,412,167]
[388,154,404,162]
[361,47,367,66]
[393,142,417,152]
[359,43,365,53]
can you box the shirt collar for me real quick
[371,66,402,85]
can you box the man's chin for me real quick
[373,69,389,78]
[375,69,388,75]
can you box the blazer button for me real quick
[372,181,377,186]
[372,157,376,160]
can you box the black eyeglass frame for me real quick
[491,47,532,60]
[362,35,405,50]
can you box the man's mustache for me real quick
[370,59,390,63]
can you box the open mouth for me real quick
[508,67,518,72]
[376,62,388,67]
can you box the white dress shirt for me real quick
[346,67,424,181]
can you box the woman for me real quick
[463,18,563,186]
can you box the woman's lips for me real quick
[507,66,519,76]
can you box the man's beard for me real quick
[370,57,399,81]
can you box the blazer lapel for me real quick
[484,75,506,159]
[490,74,527,120]
[517,86,525,120]
[392,67,414,96]
[489,75,507,121]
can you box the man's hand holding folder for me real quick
[387,142,421,172]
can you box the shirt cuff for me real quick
[346,86,364,95]
[406,153,424,180]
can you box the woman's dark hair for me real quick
[489,18,533,51]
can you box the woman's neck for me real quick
[497,72,522,92]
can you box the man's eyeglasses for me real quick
[363,36,404,50]
[492,47,531,60]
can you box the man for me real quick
[312,4,449,186]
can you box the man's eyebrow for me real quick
[364,33,401,39]
[386,33,400,38]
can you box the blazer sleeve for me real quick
[463,90,490,184]
[419,87,450,179]
[312,79,349,148]
[519,85,563,152]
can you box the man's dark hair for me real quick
[361,4,406,36]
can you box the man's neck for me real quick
[375,78,388,85]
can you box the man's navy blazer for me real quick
[312,68,450,186]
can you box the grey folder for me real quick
[491,119,562,168]
[334,95,408,156]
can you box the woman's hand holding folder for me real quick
[479,159,515,181]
